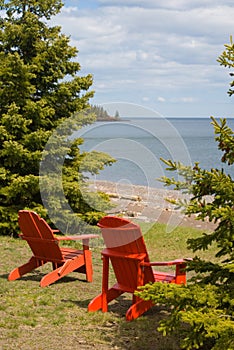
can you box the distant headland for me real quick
[90,104,122,121]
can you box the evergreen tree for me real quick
[137,38,234,350]
[0,0,114,235]
[114,110,120,119]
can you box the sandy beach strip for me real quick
[88,180,216,231]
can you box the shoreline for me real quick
[88,180,216,231]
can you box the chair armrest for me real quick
[141,258,192,267]
[56,234,99,241]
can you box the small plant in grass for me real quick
[136,38,234,350]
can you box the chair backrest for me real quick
[18,210,63,261]
[98,216,155,291]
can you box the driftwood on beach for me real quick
[88,180,216,231]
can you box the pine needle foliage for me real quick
[136,38,234,350]
[0,0,115,236]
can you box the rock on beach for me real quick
[88,180,216,231]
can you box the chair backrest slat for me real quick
[98,216,155,290]
[18,210,63,261]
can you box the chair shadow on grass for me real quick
[62,294,134,317]
[64,294,169,319]
[1,271,87,285]
[64,296,180,350]
[113,306,180,350]
[0,273,9,280]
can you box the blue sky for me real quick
[52,0,234,117]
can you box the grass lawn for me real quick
[0,222,215,350]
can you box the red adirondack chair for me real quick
[8,210,99,287]
[88,216,189,321]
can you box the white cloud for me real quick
[170,97,197,103]
[53,1,234,116]
[98,0,234,10]
[157,97,166,103]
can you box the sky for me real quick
[52,0,234,117]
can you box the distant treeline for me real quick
[90,105,121,121]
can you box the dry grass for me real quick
[0,222,214,350]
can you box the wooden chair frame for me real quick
[88,216,189,320]
[8,210,98,287]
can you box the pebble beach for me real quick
[89,180,216,231]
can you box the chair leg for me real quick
[83,250,93,282]
[40,255,86,287]
[8,257,43,281]
[88,288,124,312]
[40,264,69,287]
[125,299,154,321]
[88,294,103,312]
[40,268,61,287]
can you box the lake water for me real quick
[78,117,234,188]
